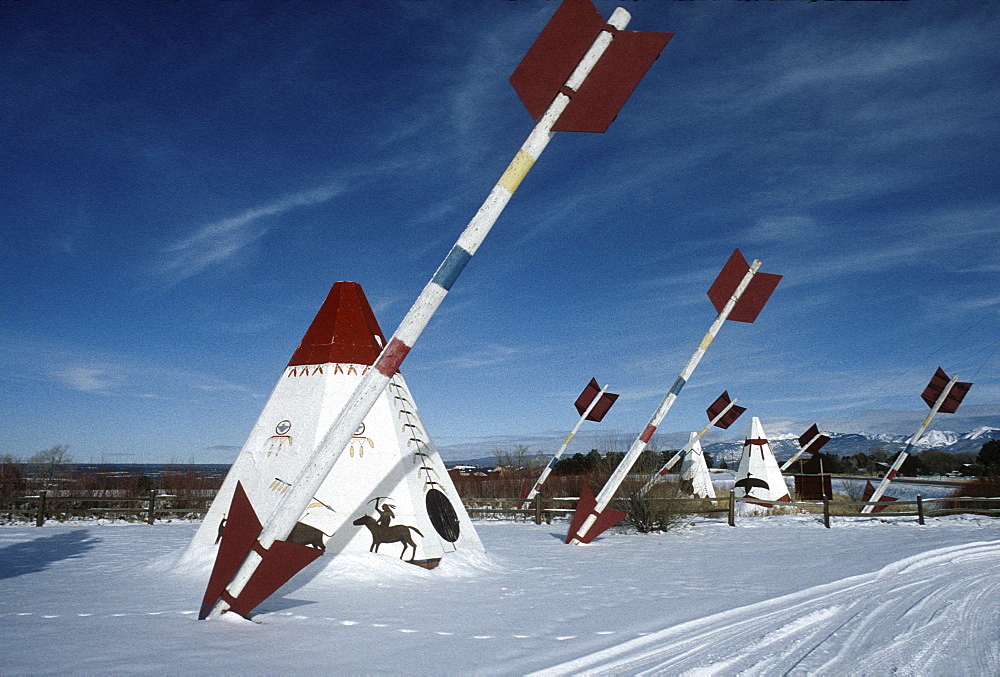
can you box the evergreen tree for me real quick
[975,440,1000,476]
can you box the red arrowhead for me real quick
[565,484,627,544]
[199,482,324,619]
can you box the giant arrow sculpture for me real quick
[779,423,831,473]
[638,390,745,497]
[201,0,672,619]
[860,367,972,514]
[566,249,781,544]
[522,378,619,509]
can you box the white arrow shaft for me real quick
[779,432,822,473]
[640,399,738,495]
[523,384,609,507]
[861,373,958,513]
[779,448,807,473]
[210,8,634,617]
[571,262,762,544]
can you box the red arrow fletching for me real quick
[510,0,604,122]
[199,481,324,620]
[706,390,746,429]
[552,27,672,133]
[798,424,830,455]
[509,0,671,134]
[706,249,782,323]
[200,481,262,619]
[226,539,324,618]
[564,483,626,544]
[921,367,972,414]
[574,377,618,422]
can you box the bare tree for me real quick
[28,444,73,489]
[494,444,535,470]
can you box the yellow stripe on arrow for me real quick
[498,150,535,194]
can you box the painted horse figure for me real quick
[352,514,423,561]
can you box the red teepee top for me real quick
[287,282,387,367]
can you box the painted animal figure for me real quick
[288,521,328,550]
[352,514,423,561]
[734,476,769,496]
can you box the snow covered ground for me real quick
[2,514,998,675]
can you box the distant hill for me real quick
[446,427,1000,468]
[700,427,1000,467]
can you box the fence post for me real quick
[822,495,830,529]
[147,489,157,525]
[728,490,736,527]
[534,495,542,525]
[917,494,924,525]
[36,490,47,527]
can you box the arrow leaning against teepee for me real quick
[191,282,487,620]
[566,249,781,545]
[522,378,618,508]
[639,390,745,496]
[861,367,972,514]
[201,0,672,619]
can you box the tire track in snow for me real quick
[531,540,1000,676]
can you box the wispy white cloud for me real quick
[160,183,346,283]
[749,216,820,244]
[53,366,116,394]
[919,292,1000,325]
[2,334,259,400]
[767,37,949,98]
[774,203,1000,288]
[433,343,527,370]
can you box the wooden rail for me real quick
[1,491,214,526]
[3,492,998,527]
[731,493,1000,528]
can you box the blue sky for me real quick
[2,0,998,464]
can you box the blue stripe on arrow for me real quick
[432,245,472,291]
[669,377,686,396]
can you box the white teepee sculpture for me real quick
[678,433,716,499]
[184,281,483,570]
[733,417,789,506]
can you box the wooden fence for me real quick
[0,491,214,526]
[3,491,999,527]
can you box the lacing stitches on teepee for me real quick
[388,377,442,492]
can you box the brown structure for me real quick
[793,454,832,500]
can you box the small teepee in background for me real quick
[734,417,790,508]
[678,433,715,499]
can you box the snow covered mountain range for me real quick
[703,426,1000,467]
[437,402,1000,464]
[442,426,1000,466]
